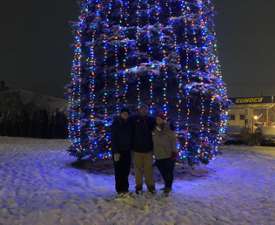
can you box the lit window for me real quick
[229,114,235,121]
[240,115,246,120]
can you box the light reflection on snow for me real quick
[0,137,274,225]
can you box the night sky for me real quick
[0,0,274,97]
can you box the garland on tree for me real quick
[66,0,230,165]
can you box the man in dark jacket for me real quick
[111,108,132,195]
[131,104,156,194]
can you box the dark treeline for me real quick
[0,109,67,139]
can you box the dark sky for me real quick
[0,0,275,97]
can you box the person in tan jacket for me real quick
[153,113,177,194]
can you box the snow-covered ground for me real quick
[0,137,274,225]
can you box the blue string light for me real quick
[67,0,230,165]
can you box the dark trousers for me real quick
[113,152,131,194]
[156,158,175,189]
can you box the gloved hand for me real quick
[114,153,120,162]
[171,152,178,161]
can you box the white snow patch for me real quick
[0,137,274,225]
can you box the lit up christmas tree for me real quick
[66,0,230,165]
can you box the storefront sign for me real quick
[231,96,274,105]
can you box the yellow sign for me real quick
[235,97,263,104]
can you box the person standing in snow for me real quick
[131,104,156,194]
[153,113,177,194]
[111,108,133,195]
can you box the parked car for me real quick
[224,126,249,145]
[259,127,275,146]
